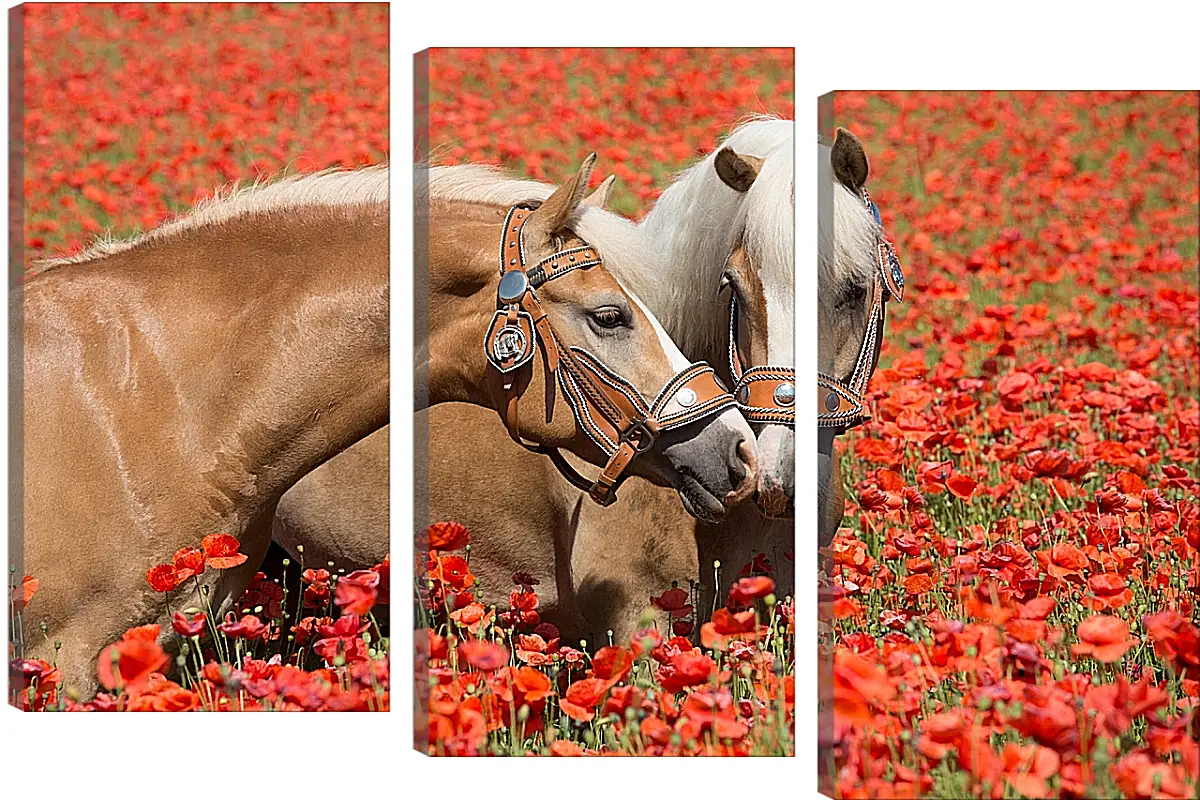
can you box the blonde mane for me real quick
[636,116,795,362]
[423,163,662,302]
[34,164,389,271]
[818,141,878,291]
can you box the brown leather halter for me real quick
[816,188,905,439]
[486,203,737,506]
[728,293,796,427]
[725,186,904,450]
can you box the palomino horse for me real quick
[414,154,756,514]
[20,166,390,698]
[273,119,801,639]
[274,157,760,573]
[817,128,905,545]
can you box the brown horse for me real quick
[414,155,756,515]
[19,167,390,698]
[274,119,802,641]
[275,123,902,647]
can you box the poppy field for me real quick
[416,48,796,755]
[19,3,389,267]
[823,92,1198,797]
[11,3,390,710]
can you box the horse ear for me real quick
[582,174,616,209]
[526,153,597,239]
[831,127,869,191]
[715,147,764,193]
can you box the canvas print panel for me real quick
[11,2,390,712]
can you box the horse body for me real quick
[21,172,390,696]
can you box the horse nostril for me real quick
[725,437,758,506]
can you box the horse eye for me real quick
[719,269,735,293]
[837,283,868,310]
[590,307,626,329]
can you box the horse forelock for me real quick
[34,164,390,270]
[638,116,795,360]
[818,142,878,294]
[425,162,684,370]
[742,134,795,363]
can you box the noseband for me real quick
[486,203,737,506]
[816,188,905,440]
[728,294,796,427]
[725,186,904,451]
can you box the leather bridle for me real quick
[816,188,905,444]
[486,203,737,506]
[723,185,903,452]
[728,291,796,428]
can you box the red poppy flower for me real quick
[449,602,494,635]
[431,554,473,592]
[904,574,935,596]
[512,666,553,702]
[171,547,205,581]
[559,677,608,722]
[14,575,39,610]
[458,640,508,671]
[316,614,368,640]
[946,472,977,500]
[302,568,330,584]
[550,739,585,756]
[591,646,633,686]
[303,582,331,608]
[511,571,539,588]
[727,576,775,608]
[334,571,379,615]
[1082,572,1134,610]
[630,626,663,659]
[1036,542,1089,581]
[97,635,168,691]
[145,564,180,593]
[1071,614,1139,663]
[217,613,268,640]
[1143,610,1200,675]
[700,608,758,651]
[649,586,692,616]
[828,649,895,727]
[172,611,207,638]
[201,534,248,569]
[427,521,470,551]
[657,649,716,694]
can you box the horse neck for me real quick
[36,205,390,523]
[419,200,515,411]
[636,165,746,367]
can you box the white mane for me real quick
[818,142,878,292]
[636,116,794,362]
[37,164,389,269]
[741,133,795,363]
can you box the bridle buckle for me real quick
[621,418,660,453]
